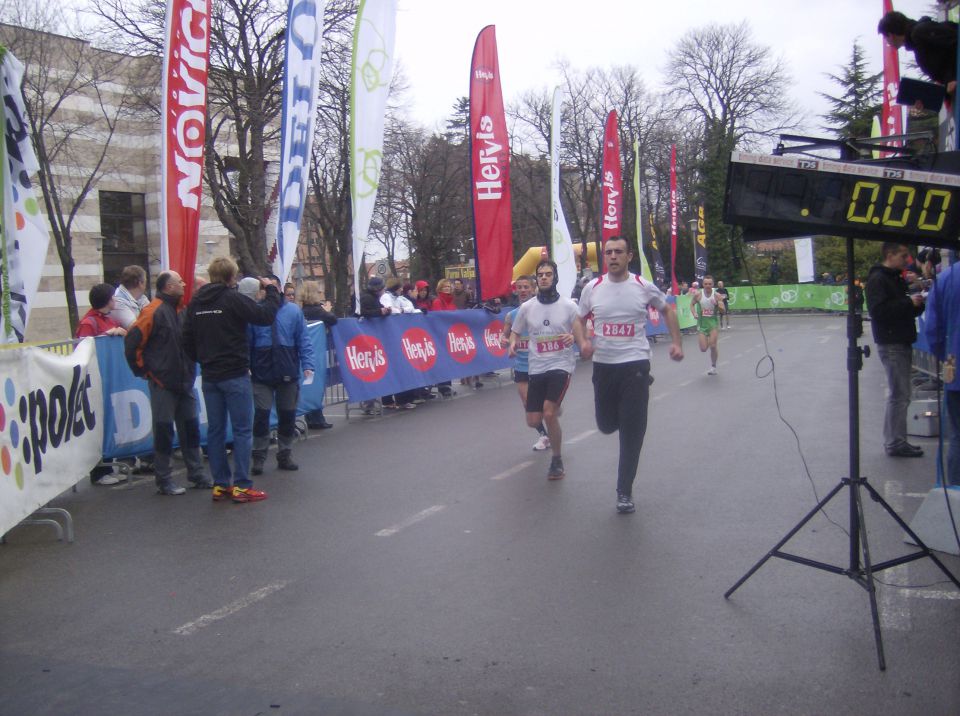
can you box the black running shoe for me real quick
[617,493,635,514]
[547,456,564,480]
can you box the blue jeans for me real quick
[946,391,960,487]
[202,375,254,489]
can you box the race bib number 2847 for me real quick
[602,322,635,337]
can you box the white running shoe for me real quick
[532,434,551,451]
[707,366,717,375]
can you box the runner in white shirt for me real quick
[578,236,684,513]
[500,275,550,451]
[509,260,588,480]
[689,275,723,374]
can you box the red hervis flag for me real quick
[880,0,903,151]
[469,25,512,301]
[160,0,211,303]
[601,110,623,258]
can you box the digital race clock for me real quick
[724,152,960,249]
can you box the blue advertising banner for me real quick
[95,325,327,460]
[331,309,510,402]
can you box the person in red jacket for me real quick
[431,278,456,397]
[431,278,456,311]
[75,284,127,338]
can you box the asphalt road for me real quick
[1,314,958,716]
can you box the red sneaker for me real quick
[212,485,231,502]
[232,486,268,503]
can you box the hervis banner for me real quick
[0,339,103,537]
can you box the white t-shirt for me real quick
[511,297,579,374]
[578,273,668,364]
[695,289,719,318]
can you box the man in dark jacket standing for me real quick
[866,243,926,458]
[879,11,958,100]
[125,271,210,495]
[182,257,282,503]
[250,277,315,474]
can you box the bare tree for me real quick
[665,21,801,280]
[94,0,356,277]
[0,4,153,332]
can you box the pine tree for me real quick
[819,41,883,139]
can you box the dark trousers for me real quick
[592,360,651,497]
[149,382,207,486]
[253,381,300,454]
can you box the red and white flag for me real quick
[880,0,903,151]
[160,0,211,302]
[600,110,622,267]
[469,25,512,301]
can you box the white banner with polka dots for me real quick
[0,338,103,537]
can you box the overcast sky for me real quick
[393,0,937,136]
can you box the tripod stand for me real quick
[725,237,960,671]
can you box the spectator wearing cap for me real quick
[238,277,264,302]
[248,276,315,474]
[76,283,127,338]
[359,277,390,317]
[109,265,149,329]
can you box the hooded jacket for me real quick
[182,282,282,381]
[248,300,316,386]
[865,263,923,345]
[905,17,959,86]
[414,281,432,312]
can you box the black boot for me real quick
[277,450,299,471]
[251,449,267,476]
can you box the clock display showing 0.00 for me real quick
[723,152,960,248]
[844,180,951,232]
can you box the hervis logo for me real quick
[446,324,477,364]
[401,328,438,371]
[344,335,388,382]
[483,319,506,358]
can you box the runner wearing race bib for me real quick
[509,260,588,480]
[690,275,723,375]
[501,276,550,451]
[578,236,684,514]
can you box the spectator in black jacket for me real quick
[879,11,958,101]
[182,257,281,503]
[359,277,390,317]
[125,271,210,495]
[866,243,926,458]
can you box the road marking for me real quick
[818,336,830,344]
[678,379,694,387]
[491,461,535,481]
[375,505,446,537]
[904,492,930,499]
[173,581,290,635]
[566,429,597,444]
[879,480,912,631]
[902,589,960,600]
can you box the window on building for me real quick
[99,191,148,288]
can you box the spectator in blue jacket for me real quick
[249,276,316,474]
[923,256,960,486]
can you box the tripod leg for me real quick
[853,480,887,671]
[725,480,847,599]
[861,481,960,589]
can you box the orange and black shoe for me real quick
[232,486,268,503]
[212,485,232,502]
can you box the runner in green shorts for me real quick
[691,275,723,375]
